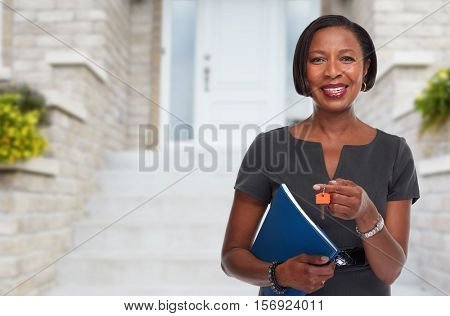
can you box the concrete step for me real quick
[104,149,246,173]
[72,219,227,252]
[391,283,442,296]
[43,282,258,296]
[94,170,237,195]
[389,252,447,296]
[44,281,440,296]
[83,194,234,221]
[55,250,234,286]
[44,149,247,295]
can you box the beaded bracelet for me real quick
[268,261,287,295]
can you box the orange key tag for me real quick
[315,192,330,204]
[315,186,330,220]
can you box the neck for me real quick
[306,103,360,138]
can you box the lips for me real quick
[321,84,349,98]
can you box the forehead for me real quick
[309,26,362,54]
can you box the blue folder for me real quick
[251,183,339,296]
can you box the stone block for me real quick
[76,9,107,21]
[18,0,55,9]
[20,250,53,273]
[374,0,404,12]
[37,10,76,22]
[0,257,20,278]
[0,217,20,235]
[0,235,32,255]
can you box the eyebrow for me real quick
[309,49,356,54]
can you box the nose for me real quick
[324,59,342,79]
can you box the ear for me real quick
[363,59,371,78]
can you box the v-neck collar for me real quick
[286,125,380,182]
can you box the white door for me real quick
[161,0,285,146]
[194,0,285,146]
[160,0,320,147]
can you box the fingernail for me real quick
[321,256,329,261]
[313,184,321,190]
[329,180,337,184]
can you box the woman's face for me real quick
[306,26,370,111]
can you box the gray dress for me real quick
[234,125,420,296]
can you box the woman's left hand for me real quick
[313,178,375,220]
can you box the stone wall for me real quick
[127,0,160,149]
[0,0,158,295]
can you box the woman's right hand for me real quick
[276,254,336,294]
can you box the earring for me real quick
[362,82,367,92]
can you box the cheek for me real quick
[306,66,322,86]
[345,65,365,84]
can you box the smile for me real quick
[321,85,349,98]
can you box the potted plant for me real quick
[414,67,450,139]
[0,84,48,164]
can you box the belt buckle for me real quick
[334,250,358,267]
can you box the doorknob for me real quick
[204,66,210,92]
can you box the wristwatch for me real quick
[355,214,384,239]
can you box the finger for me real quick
[295,254,330,265]
[313,273,333,287]
[312,275,331,291]
[305,264,336,277]
[312,183,339,193]
[327,204,352,219]
[328,202,351,212]
[325,184,356,197]
[312,183,344,194]
[312,183,326,191]
[325,272,335,280]
[333,178,350,185]
[342,179,357,186]
[329,192,353,206]
[334,178,357,187]
[315,279,326,290]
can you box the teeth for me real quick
[323,87,345,93]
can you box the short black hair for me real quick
[293,15,377,96]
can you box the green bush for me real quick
[0,92,47,164]
[414,67,450,137]
[0,84,48,125]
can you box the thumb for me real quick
[295,254,330,265]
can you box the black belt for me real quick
[333,247,367,267]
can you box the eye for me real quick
[310,57,325,63]
[341,56,355,62]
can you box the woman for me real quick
[221,15,420,296]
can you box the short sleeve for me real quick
[234,133,272,205]
[387,137,420,205]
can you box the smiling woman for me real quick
[221,15,421,296]
[293,15,377,100]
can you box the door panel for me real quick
[195,0,284,145]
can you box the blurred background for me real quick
[0,0,448,295]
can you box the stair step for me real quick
[45,149,248,295]
[56,253,232,286]
[44,282,439,296]
[94,170,236,195]
[72,220,227,251]
[84,194,234,221]
[391,284,440,296]
[43,282,257,295]
[104,149,245,172]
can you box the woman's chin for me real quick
[313,97,350,110]
[312,91,356,110]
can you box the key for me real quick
[315,186,330,220]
